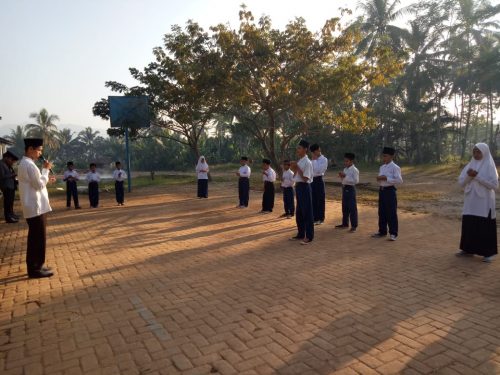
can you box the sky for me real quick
[0,0,418,137]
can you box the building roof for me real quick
[0,137,14,145]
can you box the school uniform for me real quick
[86,171,100,208]
[281,169,295,216]
[311,154,328,223]
[0,158,17,222]
[18,156,52,276]
[63,169,80,208]
[341,165,359,228]
[238,165,251,207]
[262,167,276,212]
[113,169,127,204]
[458,143,498,259]
[196,157,209,198]
[294,156,314,241]
[377,161,403,237]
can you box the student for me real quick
[63,161,81,209]
[281,160,295,218]
[336,153,359,232]
[0,150,20,223]
[86,163,100,208]
[18,138,55,278]
[113,161,127,206]
[290,140,314,245]
[457,143,498,262]
[310,144,328,225]
[236,156,251,208]
[372,147,403,241]
[196,156,209,199]
[261,159,276,213]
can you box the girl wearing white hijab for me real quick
[457,143,498,262]
[196,156,209,198]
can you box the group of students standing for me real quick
[195,140,403,246]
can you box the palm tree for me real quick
[55,128,78,164]
[354,0,408,57]
[26,108,60,155]
[77,127,100,160]
[6,125,27,156]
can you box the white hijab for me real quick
[460,143,498,195]
[196,156,208,170]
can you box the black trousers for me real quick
[295,182,314,240]
[378,187,398,236]
[283,187,295,216]
[342,185,358,228]
[262,181,275,212]
[26,214,47,272]
[1,188,15,220]
[460,212,498,257]
[66,181,79,208]
[88,182,99,207]
[238,177,249,207]
[197,179,208,198]
[311,176,325,222]
[115,181,125,204]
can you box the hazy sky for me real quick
[0,0,417,136]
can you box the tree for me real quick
[26,108,60,155]
[77,127,101,161]
[5,125,27,157]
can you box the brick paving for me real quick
[1,182,500,374]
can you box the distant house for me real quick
[0,137,13,156]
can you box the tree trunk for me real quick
[461,93,473,159]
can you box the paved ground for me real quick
[1,182,500,375]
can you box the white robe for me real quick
[18,156,52,219]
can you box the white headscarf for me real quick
[460,143,498,196]
[196,156,208,170]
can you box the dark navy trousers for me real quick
[88,182,99,208]
[115,181,125,204]
[342,185,358,228]
[295,182,314,240]
[262,181,275,211]
[238,177,249,207]
[311,176,325,222]
[378,187,398,236]
[283,187,295,216]
[66,181,79,208]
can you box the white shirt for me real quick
[63,169,79,181]
[18,156,52,219]
[293,156,313,184]
[263,167,276,182]
[281,169,295,188]
[239,165,251,178]
[312,154,328,177]
[113,169,127,182]
[342,165,359,186]
[86,171,101,183]
[378,161,403,187]
[196,164,209,180]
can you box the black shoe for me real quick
[11,214,20,220]
[289,236,303,241]
[75,206,82,209]
[335,224,348,229]
[28,269,54,278]
[371,232,386,238]
[6,218,19,223]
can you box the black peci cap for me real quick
[344,153,355,160]
[382,147,395,156]
[3,150,19,161]
[24,138,43,148]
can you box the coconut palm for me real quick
[77,127,101,160]
[6,125,27,156]
[26,108,60,155]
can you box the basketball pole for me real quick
[125,126,132,192]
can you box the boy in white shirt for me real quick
[372,147,403,241]
[281,160,295,218]
[86,163,101,208]
[310,144,328,225]
[261,159,276,213]
[113,161,127,206]
[63,161,81,209]
[336,153,359,232]
[236,156,251,208]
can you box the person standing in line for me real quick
[290,140,314,245]
[86,163,100,208]
[372,147,403,241]
[0,151,20,223]
[236,156,251,208]
[280,160,295,219]
[196,156,209,199]
[63,161,81,209]
[261,159,276,213]
[336,153,359,232]
[457,143,498,262]
[113,161,127,206]
[310,144,328,225]
[18,138,55,278]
